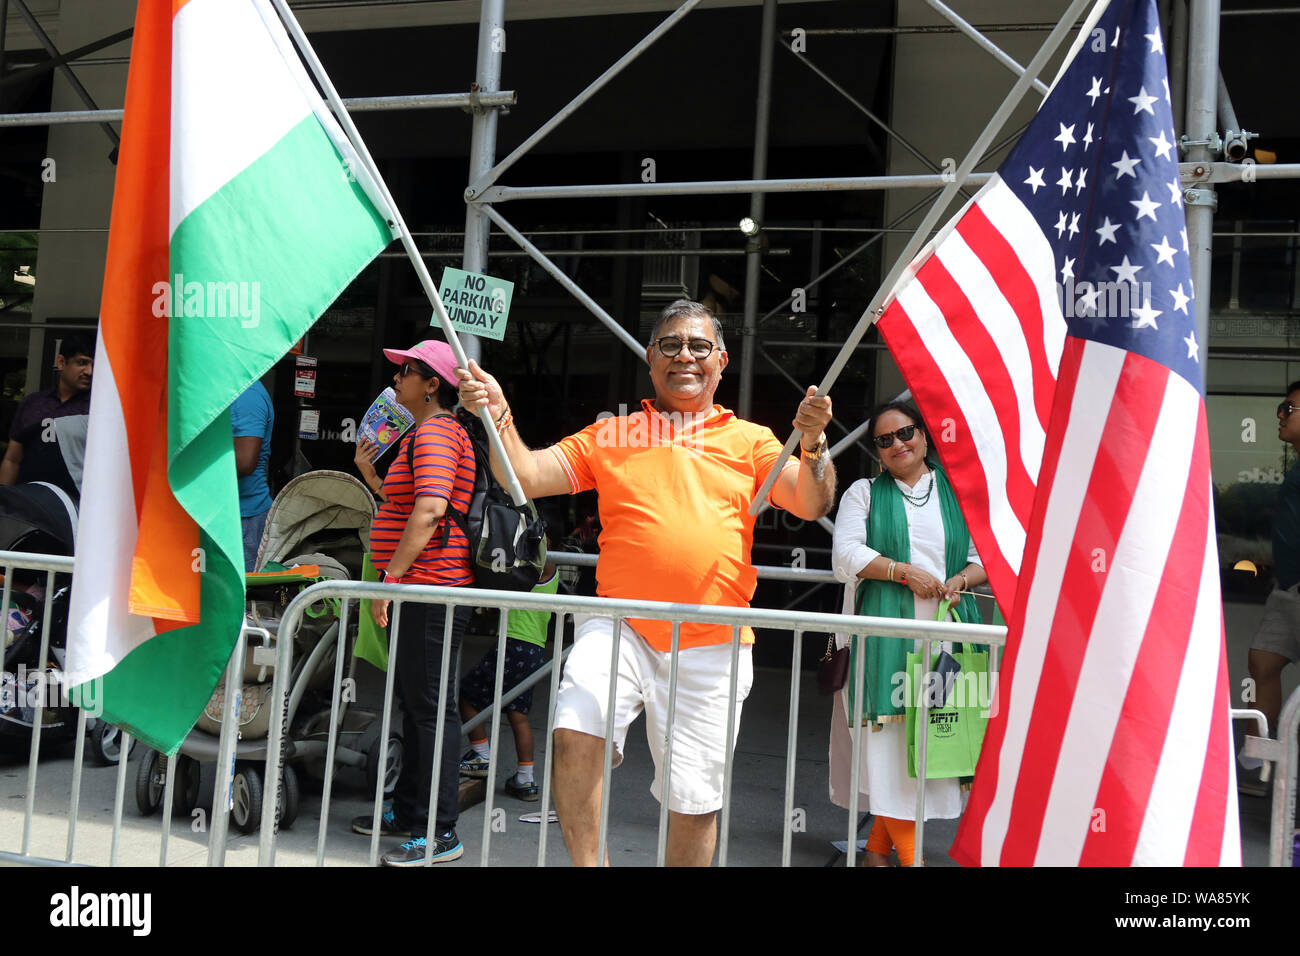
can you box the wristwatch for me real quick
[801,433,828,458]
[800,433,828,481]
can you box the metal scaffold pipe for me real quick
[739,0,777,421]
[0,91,517,128]
[1183,0,1220,389]
[460,0,507,366]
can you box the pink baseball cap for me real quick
[382,339,460,387]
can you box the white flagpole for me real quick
[268,0,528,505]
[748,0,1095,515]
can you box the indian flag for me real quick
[65,0,394,754]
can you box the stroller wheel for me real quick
[365,732,404,800]
[88,719,138,766]
[134,750,201,817]
[278,764,300,830]
[172,755,202,815]
[231,764,264,834]
[135,750,163,816]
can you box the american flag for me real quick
[877,0,1238,865]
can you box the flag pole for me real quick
[268,0,529,506]
[748,0,1094,515]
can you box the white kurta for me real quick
[827,473,981,820]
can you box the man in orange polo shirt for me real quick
[458,299,835,865]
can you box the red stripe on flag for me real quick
[1077,402,1211,865]
[1183,620,1233,865]
[956,203,1057,429]
[950,336,1087,866]
[877,301,1016,604]
[914,255,1036,529]
[999,352,1168,865]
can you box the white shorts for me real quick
[553,615,754,815]
[1252,585,1300,663]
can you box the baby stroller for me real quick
[134,470,380,833]
[0,482,81,754]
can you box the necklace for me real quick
[898,470,934,508]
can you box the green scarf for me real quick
[845,461,982,725]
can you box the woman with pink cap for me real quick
[351,338,477,866]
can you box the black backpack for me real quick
[406,410,547,591]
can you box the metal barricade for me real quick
[8,544,1292,867]
[0,546,284,867]
[254,579,1007,867]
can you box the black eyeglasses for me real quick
[655,337,718,360]
[872,424,918,449]
[1278,401,1300,418]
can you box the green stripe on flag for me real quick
[118,116,390,754]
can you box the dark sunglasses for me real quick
[399,360,434,379]
[1278,401,1300,418]
[655,336,718,360]
[872,424,919,449]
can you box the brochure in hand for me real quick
[358,387,414,458]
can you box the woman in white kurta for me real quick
[828,403,986,866]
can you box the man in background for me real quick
[0,334,93,497]
[1244,381,1300,795]
[232,378,275,572]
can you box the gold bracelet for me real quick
[961,571,969,590]
[887,559,896,582]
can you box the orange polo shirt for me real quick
[547,400,800,651]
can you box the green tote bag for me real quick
[905,600,991,779]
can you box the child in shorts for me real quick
[458,542,560,801]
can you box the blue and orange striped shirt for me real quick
[371,414,476,585]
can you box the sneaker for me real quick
[352,803,410,837]
[503,776,540,802]
[459,750,490,779]
[380,831,464,867]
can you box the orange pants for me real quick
[865,815,918,866]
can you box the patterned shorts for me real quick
[460,639,549,715]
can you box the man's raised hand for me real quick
[456,359,507,420]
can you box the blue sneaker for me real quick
[381,831,464,866]
[352,803,409,837]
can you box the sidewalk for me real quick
[0,629,1283,866]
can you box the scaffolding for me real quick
[5,1,1299,427]
[2,0,1300,498]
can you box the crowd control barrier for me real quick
[5,545,1294,867]
[254,578,1006,867]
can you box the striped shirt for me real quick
[371,414,476,585]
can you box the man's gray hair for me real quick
[649,299,726,352]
